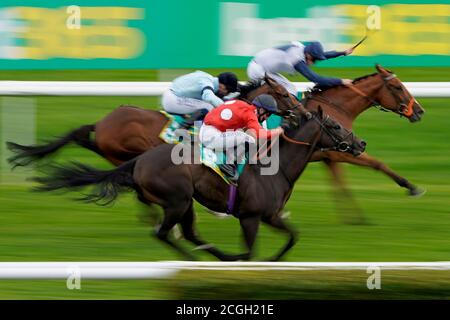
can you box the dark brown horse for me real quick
[7,65,425,223]
[33,107,366,261]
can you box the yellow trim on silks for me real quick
[208,166,230,185]
[158,111,180,144]
[159,110,199,144]
[200,145,231,185]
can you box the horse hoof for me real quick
[206,209,231,219]
[409,187,426,198]
[192,243,215,251]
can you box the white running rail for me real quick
[0,81,449,97]
[0,262,449,279]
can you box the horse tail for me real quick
[7,124,101,168]
[32,158,138,205]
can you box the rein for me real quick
[280,113,352,153]
[345,73,415,117]
[281,132,311,146]
[345,83,380,107]
[306,73,415,118]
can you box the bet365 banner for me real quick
[0,0,448,69]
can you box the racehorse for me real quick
[7,76,293,166]
[7,65,425,223]
[32,107,366,261]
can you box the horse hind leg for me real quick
[180,203,242,261]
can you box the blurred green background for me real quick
[0,67,449,299]
[0,0,449,301]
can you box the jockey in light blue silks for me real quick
[247,41,355,98]
[162,70,239,123]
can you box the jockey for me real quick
[247,41,354,97]
[200,94,285,182]
[162,70,239,125]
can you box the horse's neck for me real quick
[275,122,319,190]
[244,85,266,101]
[314,76,383,123]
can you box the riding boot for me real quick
[219,163,239,184]
[181,109,209,129]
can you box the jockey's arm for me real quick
[294,61,343,87]
[246,117,284,140]
[201,87,224,108]
[323,50,346,59]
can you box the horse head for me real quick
[284,106,366,157]
[374,64,425,122]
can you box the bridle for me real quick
[281,111,355,153]
[345,73,416,117]
[272,111,355,188]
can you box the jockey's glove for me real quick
[223,92,241,101]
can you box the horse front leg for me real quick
[323,159,368,225]
[261,213,299,261]
[180,203,242,261]
[236,215,261,261]
[323,151,425,197]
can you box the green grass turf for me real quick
[0,68,449,299]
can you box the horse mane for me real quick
[353,72,378,83]
[239,80,264,97]
[307,72,379,95]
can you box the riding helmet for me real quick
[252,94,278,113]
[304,41,327,61]
[218,72,238,92]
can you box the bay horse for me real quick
[7,65,425,222]
[33,107,366,261]
[7,76,293,166]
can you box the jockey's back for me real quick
[171,70,219,101]
[204,100,272,138]
[254,42,305,75]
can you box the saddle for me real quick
[159,111,282,185]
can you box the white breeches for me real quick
[247,60,298,97]
[162,89,214,114]
[199,125,256,151]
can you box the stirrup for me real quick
[219,164,239,183]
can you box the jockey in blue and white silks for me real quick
[247,41,354,97]
[162,71,239,117]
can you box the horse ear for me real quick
[375,64,388,74]
[264,73,274,86]
[318,105,324,118]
